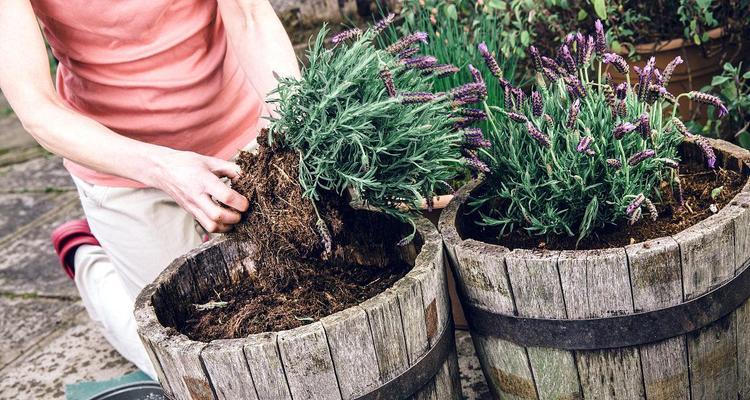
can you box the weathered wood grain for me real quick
[558,249,644,400]
[626,238,689,400]
[321,307,380,399]
[390,276,430,365]
[411,254,449,346]
[674,216,738,400]
[277,322,342,400]
[217,237,257,285]
[134,315,174,396]
[505,249,581,400]
[359,289,410,382]
[201,339,259,400]
[155,337,213,400]
[243,333,293,400]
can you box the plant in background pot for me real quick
[440,20,750,400]
[134,19,490,400]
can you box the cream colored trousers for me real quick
[70,141,256,379]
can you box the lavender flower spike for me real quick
[403,56,438,70]
[636,113,650,138]
[379,68,397,97]
[606,159,622,169]
[460,108,487,120]
[567,99,580,129]
[637,57,656,101]
[400,92,435,104]
[387,32,428,54]
[451,82,487,100]
[465,157,490,174]
[689,91,729,118]
[628,149,656,166]
[577,136,593,153]
[671,117,694,138]
[373,13,395,34]
[594,19,607,55]
[331,27,362,44]
[613,122,636,139]
[531,91,543,117]
[661,56,683,87]
[478,42,502,78]
[661,159,680,169]
[602,53,629,75]
[626,193,645,216]
[560,45,576,74]
[528,46,543,72]
[468,64,483,83]
[506,112,527,123]
[615,82,627,99]
[526,122,551,147]
[629,208,643,226]
[423,64,460,78]
[697,138,717,169]
[644,198,658,221]
[397,47,419,60]
[463,128,491,148]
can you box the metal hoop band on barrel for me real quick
[461,259,750,350]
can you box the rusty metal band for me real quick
[461,259,750,350]
[355,318,455,400]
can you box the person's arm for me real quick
[0,0,247,233]
[218,0,301,117]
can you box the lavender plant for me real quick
[268,21,489,241]
[467,21,727,241]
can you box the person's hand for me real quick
[147,150,249,233]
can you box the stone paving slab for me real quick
[0,192,82,298]
[456,330,492,399]
[0,311,137,400]
[0,192,62,240]
[0,114,37,152]
[0,156,74,193]
[0,296,83,369]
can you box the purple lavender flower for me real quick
[531,91,543,117]
[615,82,627,99]
[542,67,559,82]
[465,157,490,173]
[423,64,460,78]
[560,45,576,74]
[528,46,543,72]
[583,35,595,66]
[616,100,627,117]
[468,64,483,83]
[697,138,717,169]
[636,113,650,138]
[507,112,528,123]
[671,117,694,138]
[387,32,428,54]
[463,128,491,148]
[661,159,679,169]
[626,193,645,216]
[331,27,362,44]
[662,56,683,87]
[397,47,419,59]
[567,99,580,129]
[565,76,587,98]
[613,122,637,139]
[451,94,482,107]
[575,33,586,65]
[542,56,564,74]
[602,53,629,74]
[603,82,616,110]
[594,19,607,55]
[628,149,656,166]
[451,82,487,100]
[478,42,502,78]
[400,92,435,104]
[526,122,551,147]
[543,114,554,126]
[460,108,487,120]
[577,136,593,153]
[637,57,656,101]
[512,88,525,108]
[606,159,622,169]
[644,198,658,221]
[379,68,396,97]
[503,86,513,109]
[373,13,395,34]
[403,56,438,69]
[629,208,643,225]
[689,91,729,118]
[585,149,596,156]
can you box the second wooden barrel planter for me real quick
[439,139,750,400]
[134,213,461,400]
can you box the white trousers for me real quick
[72,175,206,379]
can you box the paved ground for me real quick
[0,94,491,399]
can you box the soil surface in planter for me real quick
[464,160,747,250]
[179,130,415,342]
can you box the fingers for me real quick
[205,178,249,213]
[194,193,242,230]
[206,157,242,182]
[184,202,231,234]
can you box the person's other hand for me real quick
[148,151,249,233]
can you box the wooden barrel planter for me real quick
[134,213,462,400]
[439,139,750,400]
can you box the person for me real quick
[0,0,299,378]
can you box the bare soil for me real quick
[464,161,748,250]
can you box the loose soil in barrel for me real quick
[178,130,414,341]
[464,161,748,250]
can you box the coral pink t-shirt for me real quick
[31,0,264,187]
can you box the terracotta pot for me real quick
[609,27,742,122]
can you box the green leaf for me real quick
[445,4,458,20]
[577,9,588,20]
[711,186,724,199]
[591,0,607,19]
[610,40,622,53]
[488,0,505,10]
[520,30,530,46]
[711,76,731,86]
